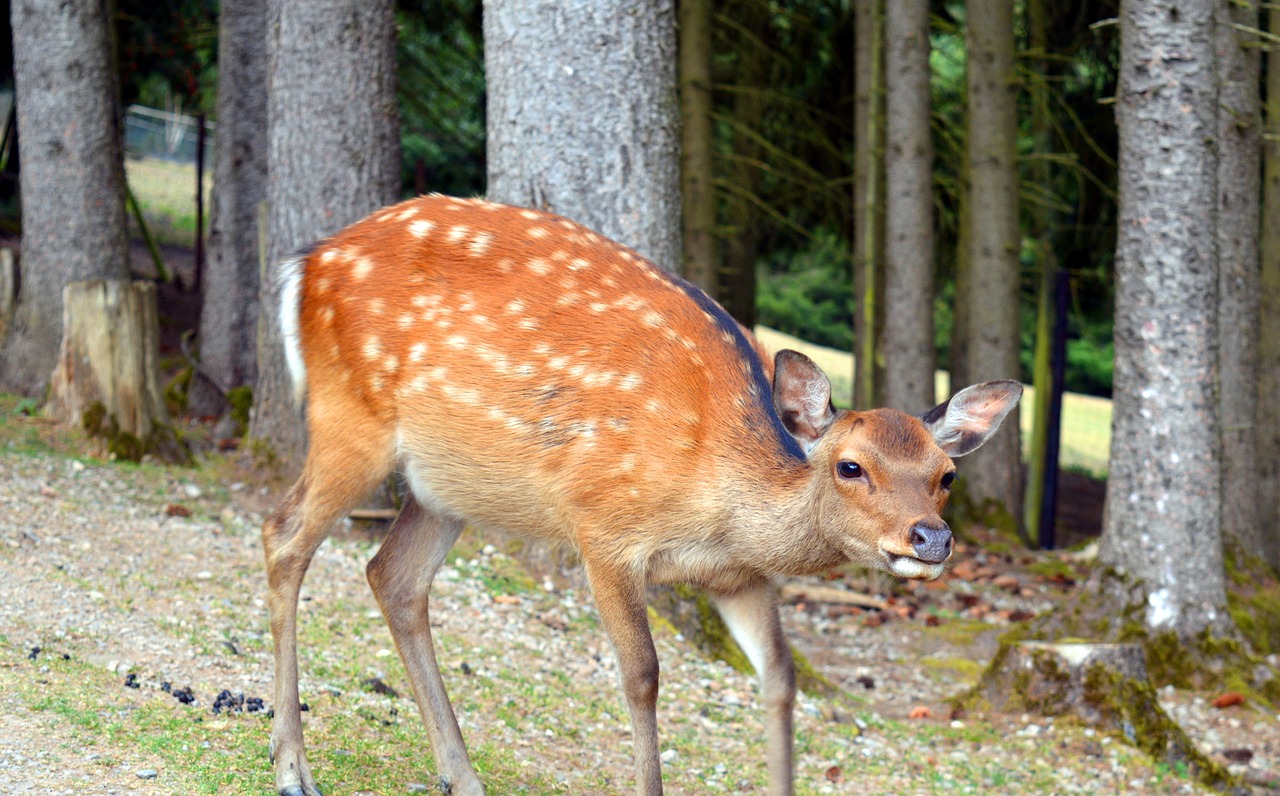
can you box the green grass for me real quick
[753,326,1112,478]
[125,156,212,249]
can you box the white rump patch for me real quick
[279,255,307,406]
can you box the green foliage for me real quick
[117,0,219,114]
[395,0,486,198]
[755,229,852,350]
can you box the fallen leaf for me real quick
[493,594,521,605]
[824,765,844,784]
[992,574,1020,590]
[1212,692,1246,709]
[909,705,932,720]
[164,503,192,517]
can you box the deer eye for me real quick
[836,461,863,480]
[941,472,956,489]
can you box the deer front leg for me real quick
[585,558,663,796]
[712,582,795,796]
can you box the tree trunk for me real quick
[963,641,1236,791]
[1216,0,1263,561]
[880,0,934,413]
[1101,0,1227,638]
[718,0,768,329]
[192,0,268,418]
[2,0,129,395]
[251,0,400,469]
[1023,0,1059,544]
[679,0,716,293]
[853,0,885,410]
[48,280,189,463]
[961,0,1023,524]
[484,0,681,272]
[1260,5,1280,570]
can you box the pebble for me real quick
[183,484,202,499]
[660,749,679,763]
[136,769,158,780]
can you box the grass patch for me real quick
[125,156,212,249]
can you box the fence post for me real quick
[1038,270,1070,549]
[194,113,207,294]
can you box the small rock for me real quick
[660,748,679,764]
[183,483,203,499]
[407,785,431,793]
[136,769,158,780]
[195,571,213,580]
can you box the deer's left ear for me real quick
[919,380,1023,457]
[772,349,836,453]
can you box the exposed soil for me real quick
[0,256,1273,793]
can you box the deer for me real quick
[262,194,1022,796]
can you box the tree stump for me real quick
[0,247,17,341]
[47,279,190,463]
[965,641,1239,792]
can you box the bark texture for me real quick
[1261,6,1280,570]
[678,0,716,293]
[965,641,1236,792]
[881,0,935,413]
[853,0,885,409]
[2,0,129,395]
[1215,0,1263,559]
[1102,0,1227,637]
[194,0,268,416]
[961,0,1022,520]
[252,0,400,468]
[484,0,681,272]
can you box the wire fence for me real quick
[125,105,214,164]
[124,106,212,250]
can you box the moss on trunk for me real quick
[958,640,1242,793]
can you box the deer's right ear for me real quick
[772,350,836,453]
[919,379,1023,457]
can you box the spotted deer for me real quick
[262,194,1021,796]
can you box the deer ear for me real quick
[919,380,1023,457]
[772,350,836,453]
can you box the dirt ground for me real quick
[0,259,1274,794]
[0,402,1277,795]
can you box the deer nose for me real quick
[909,524,953,564]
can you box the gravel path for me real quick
[0,443,1277,794]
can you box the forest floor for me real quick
[0,407,1277,795]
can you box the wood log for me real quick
[779,583,888,610]
[47,279,189,463]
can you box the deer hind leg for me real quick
[365,498,483,795]
[712,582,795,796]
[263,411,395,796]
[584,556,663,796]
